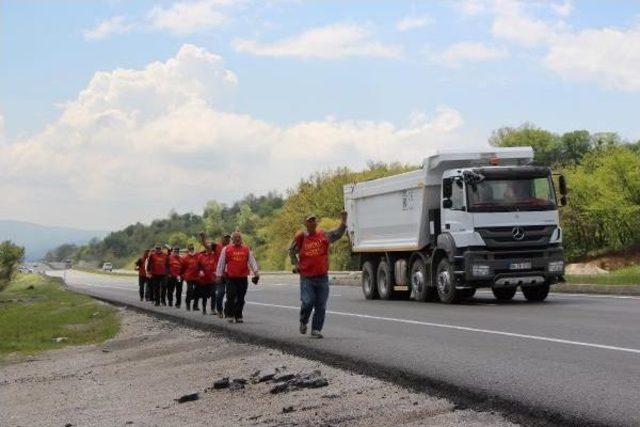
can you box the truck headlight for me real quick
[472,264,491,277]
[548,261,564,273]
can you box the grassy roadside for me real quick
[0,274,120,361]
[565,265,640,286]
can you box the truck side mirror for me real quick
[442,178,452,199]
[559,175,567,195]
[442,199,453,209]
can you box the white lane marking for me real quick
[246,301,640,355]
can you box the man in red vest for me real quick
[181,243,200,311]
[289,211,347,338]
[135,249,150,302]
[197,241,219,315]
[215,231,259,323]
[166,246,183,308]
[199,232,230,317]
[145,244,168,307]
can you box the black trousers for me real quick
[225,277,248,320]
[167,276,183,307]
[186,281,197,309]
[138,276,147,300]
[150,275,165,305]
[144,278,153,301]
[195,284,212,311]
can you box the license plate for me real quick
[510,262,532,270]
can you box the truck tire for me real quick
[522,283,550,302]
[377,260,394,300]
[492,287,516,301]
[410,258,437,302]
[361,261,378,300]
[435,258,459,304]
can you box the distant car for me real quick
[102,262,113,272]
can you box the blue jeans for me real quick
[210,281,226,313]
[300,275,329,332]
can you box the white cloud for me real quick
[0,113,5,145]
[0,45,468,228]
[551,1,573,17]
[490,0,554,46]
[544,25,640,91]
[453,0,640,91]
[437,41,508,67]
[454,0,488,16]
[83,16,133,41]
[147,0,229,35]
[396,14,432,32]
[233,23,403,59]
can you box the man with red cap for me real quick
[289,211,347,338]
[181,243,200,311]
[135,249,150,302]
[215,231,259,323]
[145,244,169,307]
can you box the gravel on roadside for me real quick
[0,308,517,427]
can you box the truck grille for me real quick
[475,225,555,248]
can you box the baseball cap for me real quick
[304,214,317,222]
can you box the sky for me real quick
[1,0,639,230]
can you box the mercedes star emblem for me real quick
[512,226,526,241]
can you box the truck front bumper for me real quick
[462,246,564,287]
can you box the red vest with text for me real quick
[296,230,329,277]
[198,250,218,284]
[224,245,250,278]
[168,254,182,277]
[148,251,168,276]
[181,253,200,282]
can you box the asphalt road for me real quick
[50,270,640,426]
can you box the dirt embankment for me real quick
[1,308,516,427]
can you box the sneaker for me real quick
[311,330,323,339]
[193,306,199,311]
[202,308,207,315]
[235,318,243,324]
[154,302,160,307]
[168,302,173,307]
[299,322,307,335]
[217,312,224,319]
[228,318,235,323]
[175,305,181,309]
[186,306,191,311]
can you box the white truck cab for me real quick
[344,147,567,303]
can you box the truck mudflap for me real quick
[462,247,564,285]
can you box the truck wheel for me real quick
[361,261,378,300]
[410,258,437,302]
[492,287,516,301]
[436,258,459,304]
[522,283,550,302]
[377,260,394,300]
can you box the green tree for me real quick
[0,240,25,291]
[203,200,224,237]
[559,130,591,166]
[489,123,561,165]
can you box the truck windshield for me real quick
[467,177,556,212]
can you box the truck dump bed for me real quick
[343,147,533,253]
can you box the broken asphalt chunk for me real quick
[175,393,199,403]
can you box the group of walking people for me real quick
[134,211,347,337]
[135,231,259,323]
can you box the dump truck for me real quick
[343,147,567,303]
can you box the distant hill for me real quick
[0,220,109,261]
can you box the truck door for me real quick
[442,176,473,238]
